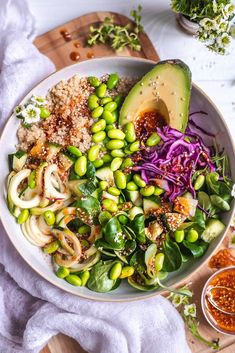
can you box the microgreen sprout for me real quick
[87,5,143,52]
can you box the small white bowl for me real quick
[201,266,235,335]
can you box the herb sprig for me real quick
[168,284,220,350]
[87,5,143,52]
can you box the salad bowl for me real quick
[0,57,234,301]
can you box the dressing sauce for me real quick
[60,29,72,42]
[205,267,235,333]
[70,51,80,61]
[135,110,166,141]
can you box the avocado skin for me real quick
[119,59,192,133]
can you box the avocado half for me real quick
[119,59,192,132]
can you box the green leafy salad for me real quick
[6,60,234,293]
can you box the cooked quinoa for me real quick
[17,75,137,153]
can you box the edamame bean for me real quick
[102,154,112,163]
[133,174,146,188]
[99,211,112,225]
[88,145,100,162]
[106,140,124,150]
[80,270,90,286]
[43,240,60,254]
[99,180,109,190]
[17,209,29,224]
[28,170,36,189]
[186,229,199,243]
[111,157,123,171]
[114,94,123,107]
[105,124,115,132]
[111,149,125,158]
[74,156,87,176]
[114,170,126,189]
[40,107,51,119]
[140,185,155,197]
[155,253,165,271]
[91,106,104,119]
[102,110,117,124]
[108,187,121,196]
[126,181,138,191]
[65,274,82,286]
[194,175,205,190]
[100,97,112,106]
[107,73,119,90]
[92,131,106,143]
[146,132,161,147]
[119,266,134,278]
[88,76,101,87]
[93,159,104,168]
[112,110,119,121]
[96,83,107,98]
[67,145,82,157]
[118,214,128,225]
[108,128,125,140]
[109,262,122,280]
[88,94,99,110]
[154,186,164,196]
[102,199,118,213]
[121,158,134,169]
[125,123,136,143]
[91,119,106,133]
[174,230,185,243]
[43,210,56,226]
[129,140,140,152]
[78,225,91,234]
[104,101,117,112]
[56,266,70,279]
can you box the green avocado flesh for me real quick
[119,59,192,133]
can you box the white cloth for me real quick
[0,1,191,352]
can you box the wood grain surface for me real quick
[35,12,234,353]
[34,11,159,70]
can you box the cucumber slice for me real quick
[8,151,27,172]
[143,196,160,214]
[95,167,114,183]
[201,219,225,243]
[58,153,74,171]
[125,190,142,207]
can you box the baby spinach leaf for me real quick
[130,214,146,243]
[104,217,125,250]
[182,240,208,258]
[194,208,206,229]
[219,182,232,203]
[86,161,96,178]
[162,235,182,272]
[210,194,230,211]
[205,172,220,194]
[87,260,116,293]
[78,178,98,196]
[198,191,211,211]
[74,196,100,217]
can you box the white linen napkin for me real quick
[0,1,192,352]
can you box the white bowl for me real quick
[0,57,234,301]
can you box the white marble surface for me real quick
[29,0,235,134]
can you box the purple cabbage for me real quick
[133,125,216,201]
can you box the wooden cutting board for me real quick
[35,12,234,353]
[34,11,159,70]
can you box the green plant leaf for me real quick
[162,235,182,272]
[104,217,125,250]
[87,260,116,292]
[130,214,146,243]
[182,240,208,258]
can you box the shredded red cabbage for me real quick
[133,125,216,201]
